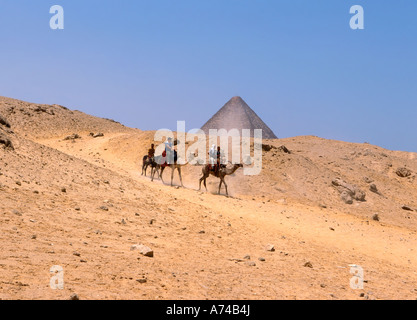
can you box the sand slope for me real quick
[1,97,417,300]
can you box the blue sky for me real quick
[0,0,416,152]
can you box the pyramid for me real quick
[201,96,278,139]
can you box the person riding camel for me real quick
[215,146,222,176]
[148,143,155,161]
[164,137,174,165]
[208,144,216,170]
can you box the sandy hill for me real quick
[0,96,135,140]
[1,96,417,300]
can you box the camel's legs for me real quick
[160,167,165,184]
[198,176,203,190]
[199,173,208,191]
[223,178,228,196]
[151,165,155,181]
[142,157,150,176]
[171,166,174,186]
[218,177,228,196]
[178,167,184,187]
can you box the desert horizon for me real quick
[1,95,417,301]
[1,1,417,308]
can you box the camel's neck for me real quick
[225,165,241,175]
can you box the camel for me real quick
[151,155,184,187]
[142,155,162,178]
[141,155,153,176]
[198,163,243,196]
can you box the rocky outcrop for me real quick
[0,132,13,150]
[396,167,412,178]
[332,178,366,204]
[0,115,11,128]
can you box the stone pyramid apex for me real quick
[201,96,278,139]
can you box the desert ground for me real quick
[1,96,417,300]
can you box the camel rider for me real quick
[164,137,174,164]
[148,144,155,161]
[215,146,224,175]
[208,144,216,169]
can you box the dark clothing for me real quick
[215,150,222,175]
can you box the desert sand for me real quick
[1,96,417,300]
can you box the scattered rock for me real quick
[262,144,291,154]
[363,177,374,184]
[31,235,37,240]
[402,205,414,211]
[262,144,275,152]
[258,257,266,262]
[64,133,81,141]
[396,167,412,178]
[369,184,379,194]
[136,279,147,284]
[131,244,154,257]
[265,244,275,252]
[340,190,353,204]
[304,261,313,268]
[372,214,380,221]
[245,261,256,267]
[332,178,366,203]
[34,105,54,115]
[0,115,11,128]
[69,294,79,300]
[61,187,67,193]
[100,206,109,211]
[93,132,104,138]
[277,145,291,154]
[243,255,251,260]
[0,133,14,150]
